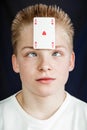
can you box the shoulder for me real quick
[0,94,15,125]
[0,90,21,107]
[66,92,87,115]
[0,94,15,109]
[0,92,19,115]
[0,91,21,129]
[69,93,87,107]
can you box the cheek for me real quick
[54,58,70,80]
[18,58,36,71]
[18,61,35,81]
[54,57,70,70]
[19,65,28,80]
[55,63,70,76]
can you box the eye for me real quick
[52,51,62,57]
[27,52,37,57]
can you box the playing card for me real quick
[33,17,55,49]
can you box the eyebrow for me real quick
[21,45,66,51]
[21,46,33,51]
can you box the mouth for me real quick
[36,77,56,84]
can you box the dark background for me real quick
[0,0,87,102]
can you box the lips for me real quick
[36,77,56,84]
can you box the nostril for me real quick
[38,65,52,71]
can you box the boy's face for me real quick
[12,24,75,97]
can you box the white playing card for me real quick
[33,17,55,49]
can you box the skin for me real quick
[12,24,75,120]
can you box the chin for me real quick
[36,87,56,97]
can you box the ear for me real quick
[69,52,75,72]
[12,54,19,73]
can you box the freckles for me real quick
[21,61,36,73]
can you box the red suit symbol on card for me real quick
[42,31,46,36]
[51,19,54,25]
[35,19,37,25]
[52,42,54,48]
[35,41,37,48]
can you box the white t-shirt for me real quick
[0,91,87,130]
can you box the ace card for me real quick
[33,17,55,49]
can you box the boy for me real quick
[0,4,87,130]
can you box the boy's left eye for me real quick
[52,52,61,57]
[28,52,37,57]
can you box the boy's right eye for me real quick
[28,52,37,57]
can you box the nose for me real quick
[39,65,52,72]
[38,57,53,72]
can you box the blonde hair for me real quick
[11,4,74,54]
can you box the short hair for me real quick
[11,4,74,54]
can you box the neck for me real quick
[16,89,66,120]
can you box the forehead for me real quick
[18,23,70,49]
